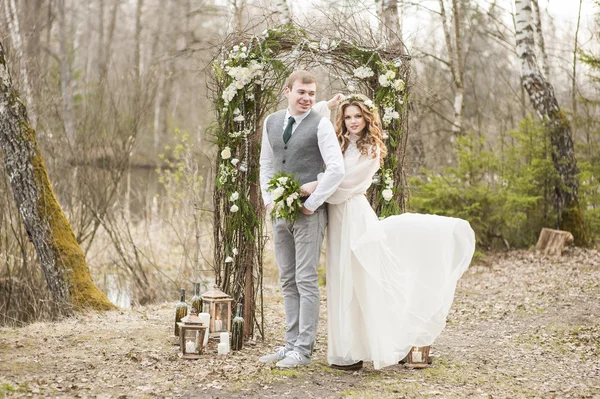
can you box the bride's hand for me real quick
[300,181,318,196]
[327,93,345,110]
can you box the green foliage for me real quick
[577,36,600,239]
[411,118,559,249]
[578,142,600,237]
[157,129,203,206]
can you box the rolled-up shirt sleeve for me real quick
[259,115,274,206]
[303,117,345,211]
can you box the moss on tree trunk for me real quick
[0,42,116,312]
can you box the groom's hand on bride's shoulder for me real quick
[327,93,345,110]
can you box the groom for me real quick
[258,70,344,367]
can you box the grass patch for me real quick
[0,382,27,398]
[268,369,299,378]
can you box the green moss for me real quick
[561,199,592,247]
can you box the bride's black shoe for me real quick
[329,360,363,371]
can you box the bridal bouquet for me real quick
[267,172,303,222]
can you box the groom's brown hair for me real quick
[286,70,317,89]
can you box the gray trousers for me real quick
[272,208,327,357]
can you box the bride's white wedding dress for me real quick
[318,112,476,370]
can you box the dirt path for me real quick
[1,249,599,398]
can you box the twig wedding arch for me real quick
[207,23,410,339]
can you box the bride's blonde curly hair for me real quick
[334,94,387,165]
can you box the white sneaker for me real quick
[259,346,288,363]
[275,351,311,368]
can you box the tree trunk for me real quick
[4,0,36,125]
[273,0,291,24]
[514,0,589,246]
[231,0,246,32]
[0,42,116,311]
[57,0,75,144]
[134,0,143,86]
[531,0,550,80]
[439,0,464,136]
[572,0,583,117]
[379,0,403,52]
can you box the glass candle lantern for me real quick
[407,346,431,368]
[201,286,233,338]
[178,310,208,360]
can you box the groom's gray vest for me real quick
[266,109,325,185]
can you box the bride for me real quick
[304,94,476,370]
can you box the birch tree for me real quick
[3,0,35,125]
[531,0,550,80]
[273,0,292,24]
[514,0,589,245]
[379,0,403,52]
[0,41,116,311]
[439,0,465,136]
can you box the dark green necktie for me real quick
[283,116,295,144]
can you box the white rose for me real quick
[233,115,245,122]
[385,70,396,80]
[235,80,245,90]
[364,100,374,108]
[271,186,285,201]
[230,191,239,201]
[378,75,390,87]
[232,248,238,255]
[233,108,241,115]
[225,256,234,263]
[230,204,239,213]
[286,196,295,207]
[233,45,239,52]
[242,46,247,53]
[231,158,239,166]
[221,147,231,159]
[382,188,394,202]
[277,176,289,185]
[393,79,405,92]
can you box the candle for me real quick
[218,342,229,355]
[185,340,196,353]
[220,332,229,344]
[214,319,223,331]
[199,313,210,345]
[412,348,422,363]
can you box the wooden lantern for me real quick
[407,346,431,368]
[201,286,233,338]
[177,310,208,359]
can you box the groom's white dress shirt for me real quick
[260,104,344,212]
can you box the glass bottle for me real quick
[191,283,202,315]
[174,288,188,337]
[231,303,244,351]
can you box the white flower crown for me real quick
[341,95,377,113]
